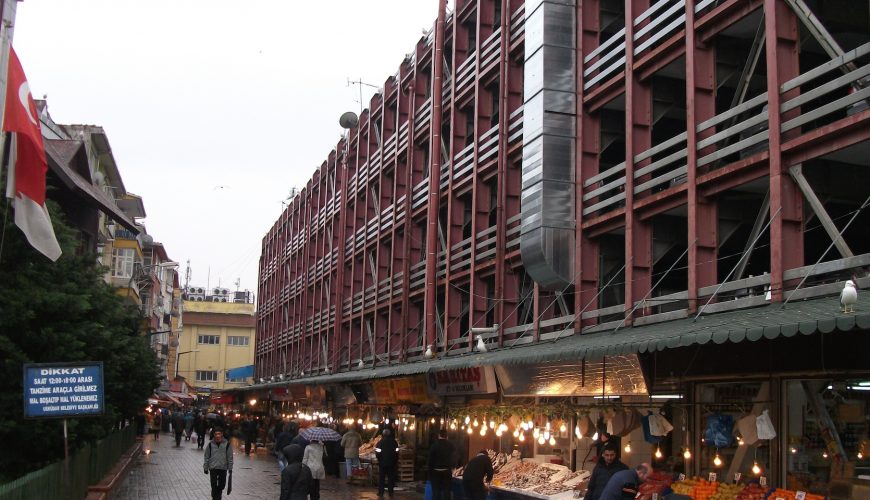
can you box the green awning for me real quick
[252,292,870,389]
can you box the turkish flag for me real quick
[3,46,61,261]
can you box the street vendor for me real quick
[462,450,495,500]
[584,443,628,500]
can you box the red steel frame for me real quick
[254,0,866,380]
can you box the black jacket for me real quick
[375,435,400,467]
[275,431,294,454]
[462,453,494,486]
[585,458,628,500]
[280,444,312,500]
[428,438,456,471]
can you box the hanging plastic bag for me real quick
[736,414,759,445]
[647,411,663,436]
[652,414,673,436]
[756,409,777,440]
[642,413,662,443]
[620,409,642,437]
[578,414,595,438]
[704,414,734,448]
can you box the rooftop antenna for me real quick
[184,259,191,290]
[347,77,380,115]
[234,278,241,292]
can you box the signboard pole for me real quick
[62,418,70,492]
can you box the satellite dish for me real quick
[339,111,359,129]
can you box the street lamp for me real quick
[174,349,200,379]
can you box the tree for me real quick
[0,198,160,480]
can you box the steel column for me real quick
[764,0,803,301]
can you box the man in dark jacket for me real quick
[172,411,185,447]
[585,444,629,500]
[241,416,257,455]
[375,428,400,497]
[462,450,494,500]
[428,429,456,500]
[195,414,209,450]
[600,463,650,500]
[280,444,312,500]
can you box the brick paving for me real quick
[115,432,423,499]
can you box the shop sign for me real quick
[272,388,293,402]
[211,393,234,405]
[427,366,496,395]
[393,376,432,402]
[23,362,104,418]
[373,380,397,403]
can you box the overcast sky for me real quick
[14,0,442,296]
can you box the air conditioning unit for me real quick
[221,288,230,295]
[213,288,222,295]
[211,296,221,302]
[187,286,198,294]
[196,287,204,294]
[195,296,204,302]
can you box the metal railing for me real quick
[0,425,136,500]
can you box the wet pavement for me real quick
[114,432,423,499]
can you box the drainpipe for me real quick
[425,0,447,354]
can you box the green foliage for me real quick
[0,199,160,481]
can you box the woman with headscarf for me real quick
[302,439,326,500]
[280,444,312,500]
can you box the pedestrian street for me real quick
[114,432,423,499]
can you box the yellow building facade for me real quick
[176,301,256,391]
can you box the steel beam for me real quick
[789,165,854,258]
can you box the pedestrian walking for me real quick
[375,428,399,497]
[184,410,195,441]
[340,425,363,482]
[302,439,326,500]
[173,411,185,447]
[242,415,257,455]
[280,444,312,500]
[195,414,209,449]
[428,428,456,500]
[462,450,494,500]
[204,429,234,500]
[275,421,296,471]
[151,411,162,440]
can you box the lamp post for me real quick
[174,349,199,379]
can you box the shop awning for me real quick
[253,292,870,389]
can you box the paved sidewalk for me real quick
[114,432,423,499]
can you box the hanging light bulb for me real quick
[859,451,864,460]
[655,447,663,459]
[513,429,520,438]
[533,428,540,439]
[489,420,496,430]
[430,418,436,424]
[450,422,457,430]
[575,425,582,439]
[545,421,551,431]
[549,436,556,446]
[592,431,599,441]
[543,431,551,441]
[465,416,471,425]
[467,426,473,435]
[713,453,723,467]
[480,426,487,436]
[624,443,631,453]
[560,422,567,433]
[737,437,744,446]
[822,451,829,459]
[683,448,692,460]
[519,433,525,442]
[473,418,479,427]
[528,418,534,429]
[538,435,546,445]
[789,447,797,454]
[496,429,503,437]
[499,423,508,433]
[752,461,761,475]
[410,424,416,431]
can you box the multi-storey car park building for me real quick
[254,0,870,491]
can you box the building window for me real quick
[227,336,249,346]
[111,248,136,278]
[197,335,220,345]
[196,370,218,382]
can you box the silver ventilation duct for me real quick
[520,0,576,290]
